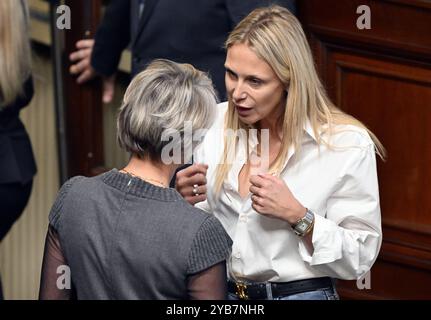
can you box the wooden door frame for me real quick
[61,0,105,178]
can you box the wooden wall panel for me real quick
[301,0,431,62]
[298,0,431,299]
[340,258,431,299]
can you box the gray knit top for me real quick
[48,169,232,299]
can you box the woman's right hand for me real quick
[175,164,208,205]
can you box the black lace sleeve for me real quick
[187,261,228,300]
[39,226,73,300]
[185,215,232,300]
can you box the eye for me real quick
[248,77,263,86]
[226,69,237,79]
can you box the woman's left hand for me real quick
[249,174,306,224]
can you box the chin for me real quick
[238,114,259,126]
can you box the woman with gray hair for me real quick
[39,59,232,300]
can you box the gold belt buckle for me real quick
[235,282,249,300]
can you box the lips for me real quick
[235,105,252,116]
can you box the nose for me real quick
[231,81,247,103]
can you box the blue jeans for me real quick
[228,285,340,300]
[277,288,339,300]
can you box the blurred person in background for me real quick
[0,0,37,300]
[69,0,296,102]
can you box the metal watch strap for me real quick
[292,208,315,237]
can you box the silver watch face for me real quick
[295,220,309,233]
[293,210,314,235]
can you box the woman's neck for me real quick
[258,118,282,143]
[121,155,178,188]
[257,102,284,142]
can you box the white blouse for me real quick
[194,102,382,282]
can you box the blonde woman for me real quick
[39,60,232,300]
[0,0,36,299]
[176,5,385,300]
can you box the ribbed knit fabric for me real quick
[102,168,182,202]
[187,217,233,275]
[48,169,232,299]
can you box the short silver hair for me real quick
[117,59,217,161]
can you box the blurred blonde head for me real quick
[0,0,31,108]
[214,5,385,195]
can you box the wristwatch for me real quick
[291,208,315,237]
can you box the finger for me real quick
[69,48,90,62]
[186,184,207,197]
[187,173,207,186]
[252,201,264,214]
[69,50,81,62]
[70,57,90,75]
[102,77,115,104]
[249,174,266,188]
[176,173,207,190]
[251,194,263,205]
[185,194,207,205]
[103,92,113,104]
[176,169,207,191]
[69,47,92,63]
[249,185,264,197]
[258,173,277,181]
[77,68,94,84]
[76,39,94,49]
[176,170,205,186]
[260,173,287,190]
[176,163,208,179]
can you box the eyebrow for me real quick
[224,66,237,76]
[224,65,265,81]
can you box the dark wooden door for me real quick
[62,0,105,178]
[298,0,431,299]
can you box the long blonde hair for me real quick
[213,5,386,196]
[0,0,32,108]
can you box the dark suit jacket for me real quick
[91,0,296,100]
[0,77,37,184]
